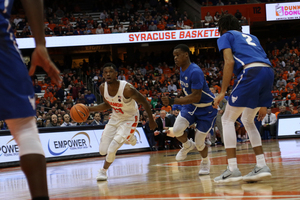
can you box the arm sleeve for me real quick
[217,32,234,52]
[190,69,204,90]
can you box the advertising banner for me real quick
[16,26,250,49]
[278,116,300,137]
[266,2,300,21]
[0,127,149,163]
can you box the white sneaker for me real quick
[205,139,212,146]
[214,167,243,184]
[243,165,272,182]
[96,168,108,181]
[128,135,137,146]
[176,139,195,161]
[199,159,211,175]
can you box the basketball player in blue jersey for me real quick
[213,14,273,183]
[0,1,61,199]
[162,44,218,175]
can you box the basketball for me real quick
[70,103,89,123]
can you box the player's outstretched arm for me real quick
[124,84,157,130]
[161,89,202,106]
[21,0,62,86]
[88,84,111,112]
[214,48,234,106]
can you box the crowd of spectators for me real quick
[11,0,202,38]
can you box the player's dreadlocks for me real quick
[218,14,241,35]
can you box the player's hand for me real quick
[29,45,62,86]
[149,119,158,130]
[257,107,267,121]
[214,92,225,107]
[161,95,170,106]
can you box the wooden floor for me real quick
[1,139,300,200]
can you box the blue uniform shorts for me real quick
[180,104,218,135]
[229,66,274,109]
[0,39,35,120]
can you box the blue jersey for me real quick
[180,63,215,105]
[0,0,36,120]
[217,30,271,76]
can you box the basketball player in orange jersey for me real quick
[89,63,157,181]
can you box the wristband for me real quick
[169,98,175,105]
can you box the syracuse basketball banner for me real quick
[16,26,250,49]
[0,127,150,163]
[266,2,300,21]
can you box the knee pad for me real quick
[195,130,207,151]
[172,114,189,137]
[105,140,121,163]
[6,117,44,157]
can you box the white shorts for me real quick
[101,112,139,144]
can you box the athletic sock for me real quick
[202,156,209,163]
[228,158,238,171]
[256,154,267,168]
[183,139,191,148]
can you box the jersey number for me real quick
[242,34,257,46]
[113,107,124,114]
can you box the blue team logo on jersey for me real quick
[48,132,92,156]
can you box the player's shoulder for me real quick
[189,63,203,74]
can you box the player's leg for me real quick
[194,108,217,175]
[172,112,195,161]
[214,104,245,183]
[242,108,272,182]
[97,124,117,181]
[5,117,49,200]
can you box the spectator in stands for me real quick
[276,77,287,88]
[85,90,96,105]
[157,20,165,30]
[154,110,172,150]
[17,18,26,30]
[118,71,126,80]
[216,0,224,6]
[240,16,248,25]
[148,21,157,31]
[143,115,157,150]
[168,80,177,92]
[234,10,242,20]
[176,17,184,29]
[168,109,179,126]
[214,11,220,22]
[0,120,7,130]
[118,24,127,33]
[103,25,111,34]
[289,104,298,114]
[183,16,193,28]
[278,106,292,117]
[96,25,104,34]
[100,10,108,20]
[33,80,41,93]
[47,114,59,127]
[111,25,119,33]
[204,12,214,26]
[73,27,83,35]
[259,108,277,139]
[61,114,76,126]
[90,112,103,125]
[14,14,23,27]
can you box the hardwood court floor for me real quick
[1,139,300,200]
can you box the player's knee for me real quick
[195,130,206,151]
[172,124,186,137]
[241,115,252,126]
[99,148,107,156]
[7,117,44,157]
[105,152,116,163]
